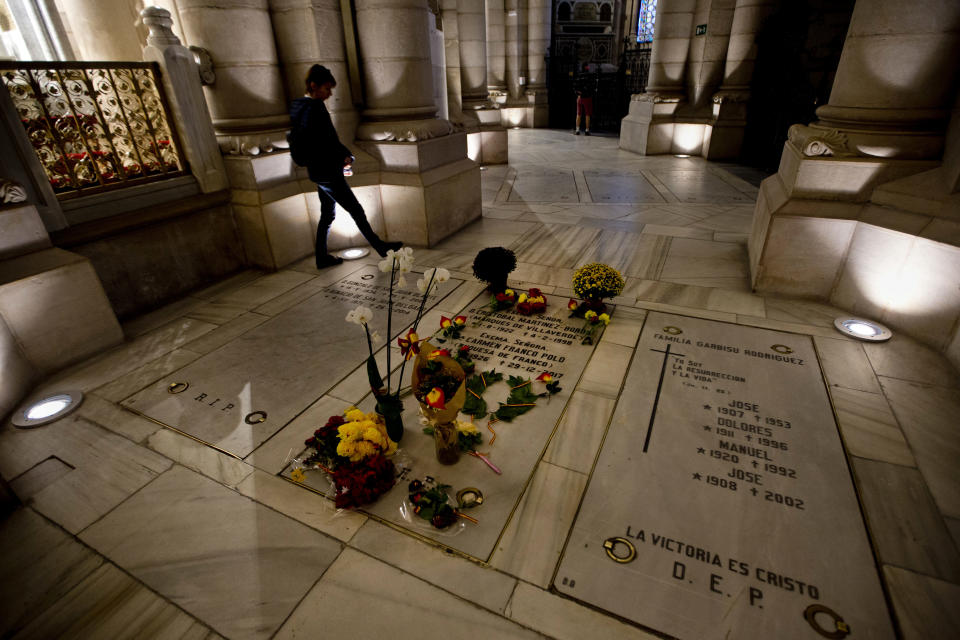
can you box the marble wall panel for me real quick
[555,312,894,639]
[756,217,856,298]
[123,267,461,457]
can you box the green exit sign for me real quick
[695,24,707,35]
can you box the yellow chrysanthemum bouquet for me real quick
[299,406,400,509]
[569,263,623,344]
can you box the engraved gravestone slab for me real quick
[508,169,579,202]
[584,171,666,203]
[555,312,894,640]
[289,295,600,560]
[123,265,461,458]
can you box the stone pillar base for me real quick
[703,96,750,160]
[466,107,508,164]
[360,133,480,247]
[224,151,386,270]
[0,242,122,380]
[749,141,940,296]
[525,88,549,128]
[619,98,654,155]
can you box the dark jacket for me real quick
[574,72,596,99]
[289,97,353,182]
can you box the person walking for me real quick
[289,64,402,269]
[574,62,595,135]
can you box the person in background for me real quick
[289,64,402,269]
[574,62,596,135]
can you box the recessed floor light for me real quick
[340,247,369,260]
[674,154,691,158]
[833,317,892,342]
[12,391,84,428]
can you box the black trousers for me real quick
[315,175,381,257]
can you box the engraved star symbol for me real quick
[703,404,712,410]
[751,488,758,496]
[693,472,702,480]
[703,425,711,432]
[697,447,705,454]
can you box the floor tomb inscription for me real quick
[287,294,600,560]
[122,266,461,458]
[555,312,895,640]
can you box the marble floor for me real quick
[2,129,959,639]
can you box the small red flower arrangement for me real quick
[517,288,547,315]
[332,454,395,509]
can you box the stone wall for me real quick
[60,201,246,320]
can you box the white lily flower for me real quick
[370,330,383,345]
[424,267,449,284]
[346,305,373,325]
[397,275,408,289]
[417,277,439,294]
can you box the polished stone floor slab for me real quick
[287,292,601,560]
[556,312,894,640]
[652,170,755,204]
[81,466,342,640]
[584,171,667,203]
[508,170,579,202]
[123,266,461,457]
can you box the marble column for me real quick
[457,0,507,162]
[485,0,507,101]
[442,0,464,124]
[620,0,696,154]
[645,0,695,96]
[705,0,776,159]
[747,0,960,336]
[685,0,735,109]
[56,0,143,61]
[458,0,488,109]
[524,0,550,127]
[807,0,960,160]
[353,0,480,246]
[174,0,289,154]
[269,0,358,142]
[503,0,526,101]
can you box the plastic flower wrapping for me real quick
[572,263,625,300]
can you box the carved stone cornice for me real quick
[787,124,854,158]
[1,178,27,204]
[632,91,683,104]
[355,118,455,142]
[217,131,290,156]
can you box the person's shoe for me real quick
[316,254,344,269]
[574,130,580,135]
[585,130,591,136]
[374,241,403,258]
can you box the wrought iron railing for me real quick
[0,61,187,199]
